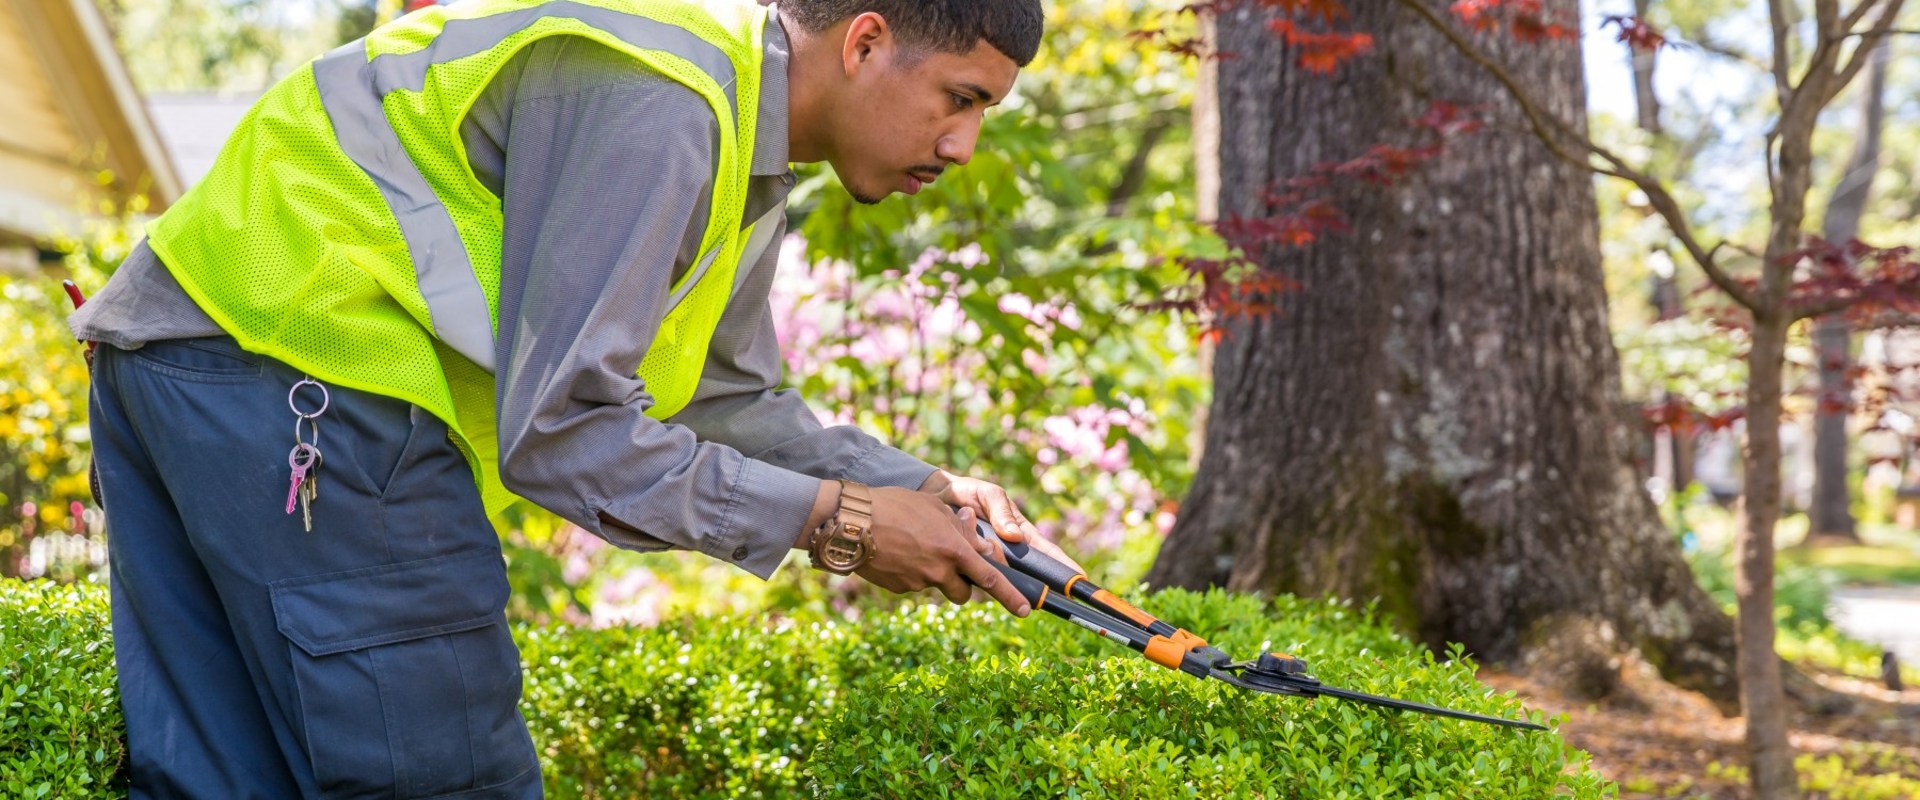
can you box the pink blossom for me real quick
[592,568,670,628]
[848,326,912,363]
[815,407,856,427]
[950,242,989,268]
[864,285,912,321]
[560,530,605,584]
[1092,442,1130,473]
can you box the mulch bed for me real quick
[1480,661,1920,798]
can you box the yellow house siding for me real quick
[0,0,178,249]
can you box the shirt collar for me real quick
[752,9,793,177]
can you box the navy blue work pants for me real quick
[91,336,542,799]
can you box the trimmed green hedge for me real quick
[0,581,125,799]
[2,578,1611,798]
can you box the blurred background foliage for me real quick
[0,196,139,580]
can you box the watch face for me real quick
[820,525,869,571]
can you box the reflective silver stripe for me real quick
[730,199,786,301]
[666,246,726,311]
[312,2,746,373]
[667,199,784,309]
[368,1,739,117]
[314,40,499,371]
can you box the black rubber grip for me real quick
[982,557,1048,607]
[972,519,1082,591]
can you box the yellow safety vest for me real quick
[147,0,769,516]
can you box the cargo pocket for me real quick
[272,550,537,799]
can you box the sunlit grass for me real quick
[1781,543,1920,586]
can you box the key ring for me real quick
[289,378,330,419]
[294,417,322,453]
[289,442,320,470]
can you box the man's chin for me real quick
[847,186,888,205]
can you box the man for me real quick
[69,0,1072,796]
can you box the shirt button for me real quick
[731,545,750,561]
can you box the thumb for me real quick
[956,507,995,557]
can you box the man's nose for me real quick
[936,123,980,167]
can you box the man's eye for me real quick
[950,93,974,111]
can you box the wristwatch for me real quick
[808,480,876,574]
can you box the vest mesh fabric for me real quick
[147,0,765,517]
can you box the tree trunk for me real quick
[1738,317,1797,798]
[1630,0,1661,134]
[1629,6,1691,501]
[1148,0,1741,710]
[1809,42,1889,545]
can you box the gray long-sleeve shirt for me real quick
[69,14,936,579]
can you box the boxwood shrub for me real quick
[0,580,126,799]
[2,578,1610,798]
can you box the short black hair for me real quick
[781,0,1045,67]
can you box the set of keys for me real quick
[286,378,329,531]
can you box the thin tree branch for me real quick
[1678,35,1771,73]
[1392,0,1761,311]
[1842,0,1891,31]
[1107,119,1174,217]
[1825,0,1909,107]
[1770,0,1796,101]
[1793,293,1920,323]
[1851,309,1920,330]
[1816,0,1843,39]
[1794,296,1857,321]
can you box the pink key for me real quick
[286,444,318,515]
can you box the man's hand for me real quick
[851,487,1033,617]
[921,470,1089,577]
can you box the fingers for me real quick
[937,574,972,605]
[1014,506,1040,543]
[954,507,987,551]
[979,487,1029,544]
[956,548,1030,617]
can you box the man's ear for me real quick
[841,11,892,76]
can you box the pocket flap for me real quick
[271,550,509,657]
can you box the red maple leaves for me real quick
[1131,1,1658,342]
[1601,14,1668,53]
[1785,238,1920,322]
[1268,20,1375,73]
[1149,101,1485,335]
[1450,0,1577,42]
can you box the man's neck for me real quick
[780,10,833,165]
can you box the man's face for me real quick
[826,26,1020,204]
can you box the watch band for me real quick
[809,480,876,574]
[836,479,874,529]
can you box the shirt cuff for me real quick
[840,443,939,490]
[713,458,822,579]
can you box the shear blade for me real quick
[1214,670,1547,731]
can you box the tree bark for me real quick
[1809,42,1889,544]
[1630,0,1662,134]
[1739,317,1797,798]
[1149,0,1741,711]
[1629,4,1692,501]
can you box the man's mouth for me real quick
[905,170,942,194]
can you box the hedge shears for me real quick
[970,520,1547,731]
